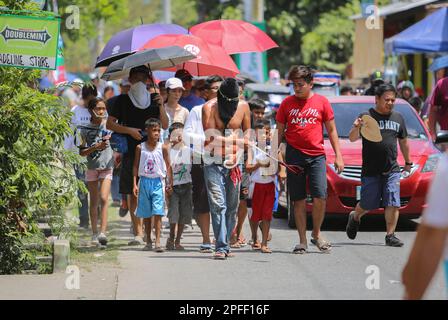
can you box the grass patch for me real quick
[70,203,129,271]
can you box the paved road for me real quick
[115,214,447,300]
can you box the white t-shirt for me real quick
[422,153,448,281]
[170,145,192,186]
[249,146,276,184]
[163,104,189,141]
[64,105,91,151]
[183,104,205,158]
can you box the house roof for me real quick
[351,0,439,20]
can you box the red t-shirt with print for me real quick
[276,93,334,156]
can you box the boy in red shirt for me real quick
[276,65,344,254]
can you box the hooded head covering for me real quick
[217,78,240,128]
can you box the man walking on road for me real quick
[346,84,412,247]
[107,66,169,246]
[183,75,223,253]
[202,78,251,259]
[276,65,344,254]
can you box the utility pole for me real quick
[163,0,172,24]
[253,0,264,22]
[244,0,264,22]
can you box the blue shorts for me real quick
[360,172,400,210]
[285,144,327,201]
[136,176,165,218]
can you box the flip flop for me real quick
[251,242,262,250]
[213,252,227,260]
[237,237,247,246]
[199,244,213,253]
[230,242,242,249]
[293,244,307,254]
[175,244,185,251]
[261,246,272,254]
[311,237,331,253]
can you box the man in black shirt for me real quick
[364,71,385,96]
[347,84,412,247]
[107,66,169,246]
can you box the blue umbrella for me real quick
[95,23,188,68]
[429,55,448,72]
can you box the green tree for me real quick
[0,1,82,274]
[301,0,391,73]
[265,0,349,76]
[301,1,360,73]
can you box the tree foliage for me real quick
[57,0,129,40]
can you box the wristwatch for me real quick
[405,162,413,166]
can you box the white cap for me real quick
[121,78,131,86]
[165,77,185,90]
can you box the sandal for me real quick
[311,237,331,253]
[155,246,165,253]
[230,241,242,249]
[261,246,272,254]
[238,237,247,246]
[251,241,262,250]
[293,244,307,254]
[225,252,235,258]
[199,244,213,253]
[175,244,185,251]
[213,252,227,260]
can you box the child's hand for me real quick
[165,185,173,196]
[133,185,139,197]
[95,140,108,150]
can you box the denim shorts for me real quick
[285,144,327,201]
[360,172,401,210]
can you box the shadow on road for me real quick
[271,214,419,232]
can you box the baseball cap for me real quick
[165,77,185,90]
[370,70,384,84]
[175,69,193,81]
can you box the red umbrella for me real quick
[190,20,278,55]
[140,34,239,77]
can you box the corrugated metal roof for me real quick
[351,0,439,20]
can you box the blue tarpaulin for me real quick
[385,7,448,55]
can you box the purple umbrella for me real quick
[95,23,188,68]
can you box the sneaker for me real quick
[128,235,144,246]
[346,211,360,240]
[142,242,153,251]
[98,233,108,246]
[385,234,404,247]
[91,234,99,245]
[119,207,128,217]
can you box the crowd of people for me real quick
[60,62,447,293]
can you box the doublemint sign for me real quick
[0,14,60,70]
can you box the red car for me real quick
[277,96,442,228]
